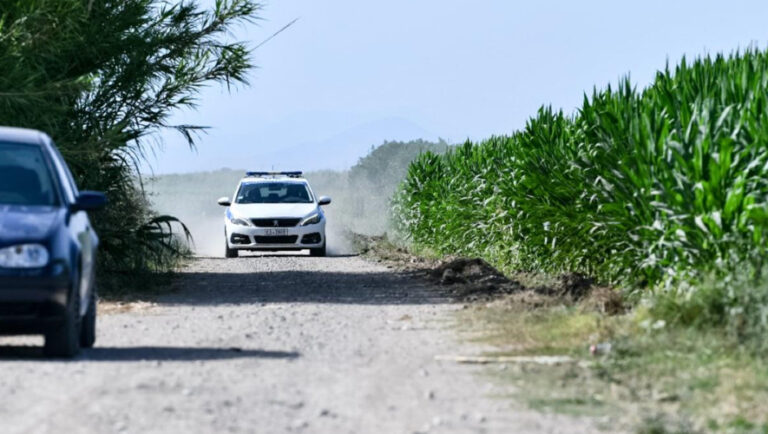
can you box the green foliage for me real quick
[645,269,768,351]
[350,139,451,187]
[326,139,451,235]
[396,49,768,291]
[0,1,259,280]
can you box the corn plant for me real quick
[395,49,768,289]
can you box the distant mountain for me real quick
[145,114,438,174]
[253,116,437,171]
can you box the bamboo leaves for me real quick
[0,0,259,276]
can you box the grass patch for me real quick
[465,306,609,355]
[458,302,768,432]
[528,396,609,417]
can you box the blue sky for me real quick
[147,0,768,174]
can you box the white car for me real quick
[217,172,331,257]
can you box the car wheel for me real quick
[44,287,82,358]
[310,243,326,257]
[225,239,239,258]
[80,289,97,348]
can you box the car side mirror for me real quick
[73,191,107,211]
[217,197,232,207]
[318,196,332,206]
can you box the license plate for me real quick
[264,229,289,236]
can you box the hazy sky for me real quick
[148,0,768,174]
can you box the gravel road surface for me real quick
[0,255,596,433]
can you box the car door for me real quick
[46,139,96,315]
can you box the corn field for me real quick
[395,49,768,289]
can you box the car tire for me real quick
[44,288,82,358]
[310,243,326,257]
[80,289,97,348]
[225,239,239,258]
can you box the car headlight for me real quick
[226,208,251,226]
[0,244,50,268]
[230,217,251,226]
[301,213,322,226]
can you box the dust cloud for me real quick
[146,169,392,258]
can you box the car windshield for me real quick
[0,142,59,206]
[236,182,313,204]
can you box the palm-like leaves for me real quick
[0,0,259,279]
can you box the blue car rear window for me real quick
[0,142,59,206]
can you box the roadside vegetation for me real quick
[393,49,768,431]
[0,0,259,293]
[454,294,768,432]
[309,139,451,235]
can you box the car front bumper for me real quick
[225,221,326,250]
[0,270,70,333]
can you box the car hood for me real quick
[0,205,63,245]
[230,203,318,219]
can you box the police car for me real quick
[217,172,330,257]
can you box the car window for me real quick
[236,182,313,204]
[49,142,79,200]
[0,142,59,206]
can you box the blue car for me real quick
[0,127,106,357]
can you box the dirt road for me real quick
[0,255,595,433]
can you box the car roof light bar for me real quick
[245,171,304,178]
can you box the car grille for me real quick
[254,235,299,244]
[0,303,39,317]
[251,218,301,227]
